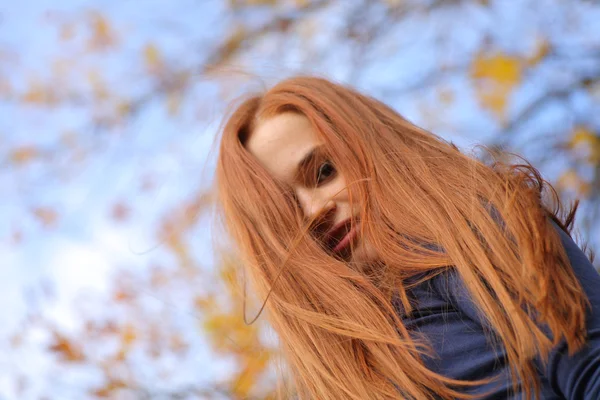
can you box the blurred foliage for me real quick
[3,0,600,398]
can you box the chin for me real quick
[349,240,379,264]
[323,236,378,265]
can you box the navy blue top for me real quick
[398,223,600,399]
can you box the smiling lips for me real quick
[325,218,359,254]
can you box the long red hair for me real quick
[215,76,590,399]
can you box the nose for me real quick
[296,188,336,221]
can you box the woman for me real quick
[215,76,600,399]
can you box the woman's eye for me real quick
[316,161,336,184]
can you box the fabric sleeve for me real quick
[545,222,600,400]
[431,220,600,399]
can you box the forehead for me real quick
[246,112,321,183]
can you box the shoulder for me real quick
[429,220,600,320]
[427,268,484,324]
[549,220,600,304]
[545,221,600,398]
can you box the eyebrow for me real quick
[296,144,325,178]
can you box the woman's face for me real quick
[246,112,377,263]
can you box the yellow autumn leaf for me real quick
[194,294,216,311]
[569,126,600,163]
[203,310,259,353]
[219,260,238,286]
[295,0,311,8]
[570,126,598,146]
[48,332,85,362]
[479,90,508,119]
[22,86,45,104]
[22,81,55,105]
[87,70,108,100]
[470,52,523,120]
[114,348,127,362]
[92,379,127,398]
[113,288,133,302]
[143,43,163,73]
[232,351,271,397]
[122,324,137,347]
[115,100,131,118]
[32,207,58,228]
[166,93,181,116]
[557,170,591,196]
[169,334,188,353]
[88,12,116,50]
[558,170,578,189]
[527,38,550,67]
[60,22,75,41]
[204,313,236,333]
[10,146,39,164]
[471,53,522,84]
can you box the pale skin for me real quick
[246,112,376,263]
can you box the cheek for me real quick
[331,174,355,202]
[334,173,364,208]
